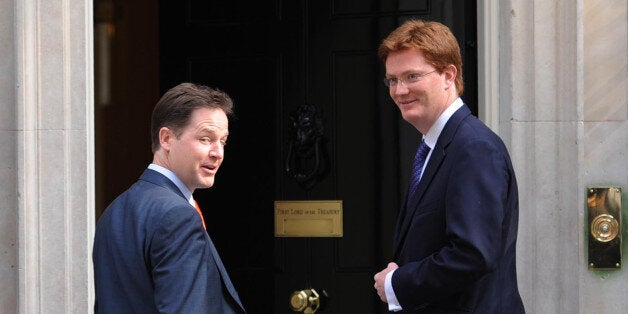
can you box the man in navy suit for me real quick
[93,83,246,313]
[373,20,525,313]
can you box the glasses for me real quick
[383,70,437,87]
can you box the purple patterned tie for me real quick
[407,140,431,201]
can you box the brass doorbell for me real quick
[587,187,622,269]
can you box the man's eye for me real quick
[388,78,398,84]
[220,140,227,147]
[407,73,419,80]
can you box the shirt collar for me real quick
[148,163,194,205]
[423,97,463,148]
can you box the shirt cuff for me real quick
[385,269,402,311]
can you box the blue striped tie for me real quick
[407,140,431,201]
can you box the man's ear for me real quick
[158,127,173,152]
[443,64,457,90]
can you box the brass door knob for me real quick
[290,288,325,313]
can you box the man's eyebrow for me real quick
[387,69,422,77]
[198,127,228,137]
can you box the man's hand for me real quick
[374,262,399,303]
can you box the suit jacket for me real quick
[93,169,245,313]
[392,105,525,313]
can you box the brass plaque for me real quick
[587,187,622,269]
[275,200,343,237]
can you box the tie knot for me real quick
[416,140,430,159]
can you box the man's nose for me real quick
[391,83,409,95]
[209,143,224,158]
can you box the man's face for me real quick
[385,49,452,134]
[165,107,229,191]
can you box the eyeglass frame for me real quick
[382,70,438,87]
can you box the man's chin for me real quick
[191,177,215,190]
[201,177,215,188]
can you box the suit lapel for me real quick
[393,105,472,259]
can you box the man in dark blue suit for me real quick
[373,20,525,313]
[93,83,246,313]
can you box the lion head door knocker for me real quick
[284,103,329,190]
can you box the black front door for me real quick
[159,1,476,313]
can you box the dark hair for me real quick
[150,82,234,153]
[378,19,464,96]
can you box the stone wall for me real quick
[502,0,628,312]
[0,1,95,312]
